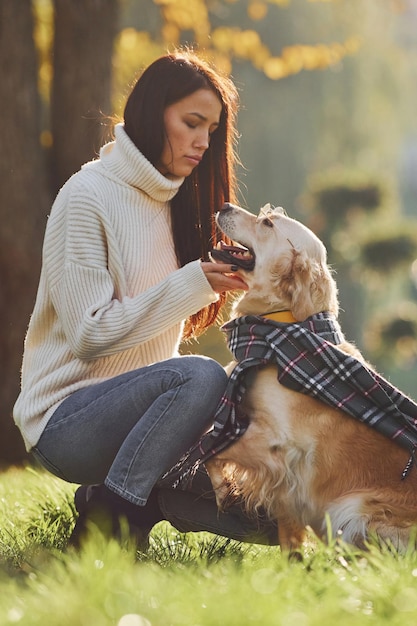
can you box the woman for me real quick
[13,50,277,547]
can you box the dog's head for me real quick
[211,202,339,320]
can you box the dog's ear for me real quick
[274,250,339,321]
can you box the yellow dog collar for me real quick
[261,310,297,323]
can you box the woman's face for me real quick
[157,88,222,178]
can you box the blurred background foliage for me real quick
[1,0,416,465]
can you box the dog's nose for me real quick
[220,202,240,213]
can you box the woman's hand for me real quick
[200,261,248,294]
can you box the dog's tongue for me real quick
[210,242,255,270]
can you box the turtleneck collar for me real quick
[98,123,184,203]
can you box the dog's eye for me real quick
[262,218,274,228]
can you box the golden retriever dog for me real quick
[206,202,417,552]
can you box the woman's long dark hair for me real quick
[123,50,240,338]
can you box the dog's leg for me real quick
[277,514,306,553]
[359,494,415,552]
[205,459,230,508]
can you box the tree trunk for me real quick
[0,0,119,467]
[0,0,48,465]
[51,0,119,192]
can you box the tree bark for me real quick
[0,0,48,465]
[0,0,119,467]
[51,0,119,192]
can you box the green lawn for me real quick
[1,466,417,626]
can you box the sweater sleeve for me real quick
[45,178,218,361]
[50,260,216,360]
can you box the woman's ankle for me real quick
[101,485,164,528]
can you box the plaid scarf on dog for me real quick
[163,312,417,488]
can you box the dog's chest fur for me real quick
[240,366,323,524]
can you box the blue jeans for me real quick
[33,355,278,544]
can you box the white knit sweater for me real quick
[14,124,218,451]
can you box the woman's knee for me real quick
[179,355,228,393]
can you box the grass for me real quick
[1,467,417,625]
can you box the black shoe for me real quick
[68,484,150,550]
